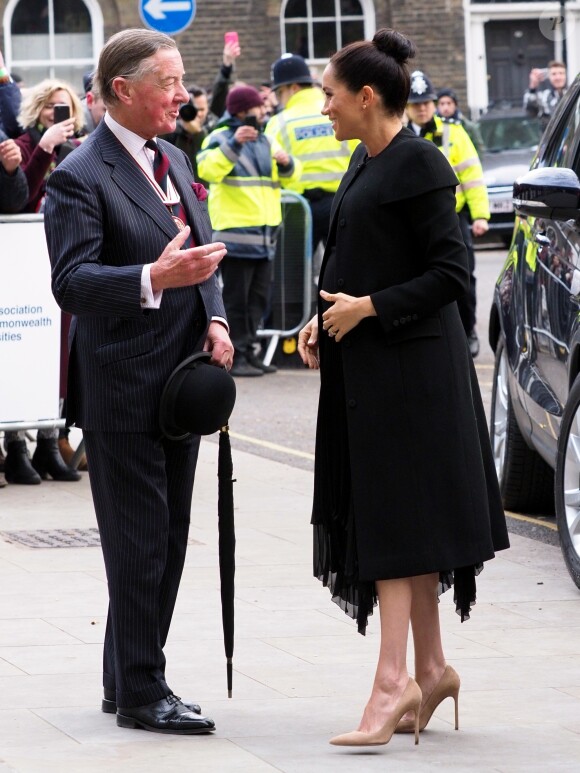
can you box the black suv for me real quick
[489,74,580,589]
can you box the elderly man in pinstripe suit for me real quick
[43,29,233,734]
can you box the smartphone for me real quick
[243,115,259,130]
[53,103,70,123]
[224,31,239,46]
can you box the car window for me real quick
[535,86,580,170]
[478,116,541,152]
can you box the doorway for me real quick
[485,19,554,107]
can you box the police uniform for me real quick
[265,54,358,255]
[408,71,490,352]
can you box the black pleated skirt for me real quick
[312,251,481,635]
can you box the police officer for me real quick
[406,71,489,358]
[265,54,358,258]
[436,87,484,158]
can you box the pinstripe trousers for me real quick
[83,429,200,708]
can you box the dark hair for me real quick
[329,28,415,116]
[187,84,207,99]
[548,60,566,70]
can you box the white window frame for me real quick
[464,1,580,116]
[280,0,376,65]
[3,0,104,78]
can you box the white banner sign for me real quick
[0,216,62,429]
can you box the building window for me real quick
[3,0,103,92]
[282,0,370,62]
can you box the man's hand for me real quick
[150,230,226,292]
[203,321,234,371]
[472,218,489,237]
[320,290,376,342]
[0,138,22,173]
[297,314,319,369]
[529,68,546,90]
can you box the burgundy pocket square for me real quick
[191,183,208,202]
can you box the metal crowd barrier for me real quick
[257,190,313,366]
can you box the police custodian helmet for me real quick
[271,53,314,90]
[408,70,437,104]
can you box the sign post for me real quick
[139,0,196,35]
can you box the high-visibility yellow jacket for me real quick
[197,119,302,259]
[264,87,358,195]
[421,115,490,220]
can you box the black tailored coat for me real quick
[318,127,508,582]
[44,121,225,431]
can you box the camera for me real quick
[179,102,198,122]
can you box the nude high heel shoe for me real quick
[395,664,460,734]
[329,677,422,747]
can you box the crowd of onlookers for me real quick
[0,34,568,489]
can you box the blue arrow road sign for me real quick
[139,0,196,35]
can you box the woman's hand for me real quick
[39,118,76,154]
[320,290,376,342]
[298,314,319,369]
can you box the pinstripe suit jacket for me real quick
[44,121,226,432]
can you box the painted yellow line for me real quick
[229,438,558,533]
[229,431,315,461]
[475,364,494,370]
[505,510,558,531]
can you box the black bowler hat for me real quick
[160,352,236,441]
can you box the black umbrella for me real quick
[218,425,236,697]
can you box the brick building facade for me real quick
[1,1,576,116]
[0,1,469,104]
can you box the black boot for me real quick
[4,440,42,485]
[246,351,277,374]
[230,355,263,377]
[32,438,81,482]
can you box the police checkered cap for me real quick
[408,70,437,104]
[271,53,313,90]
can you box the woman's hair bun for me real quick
[373,28,415,64]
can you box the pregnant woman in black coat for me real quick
[298,29,509,747]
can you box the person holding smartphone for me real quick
[523,61,567,130]
[14,79,84,213]
[4,80,86,486]
[198,85,302,376]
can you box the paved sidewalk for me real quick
[0,439,579,772]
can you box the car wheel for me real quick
[555,375,580,589]
[490,334,555,513]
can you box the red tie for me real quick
[145,139,169,194]
[145,140,195,247]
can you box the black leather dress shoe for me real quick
[116,694,215,734]
[102,688,201,715]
